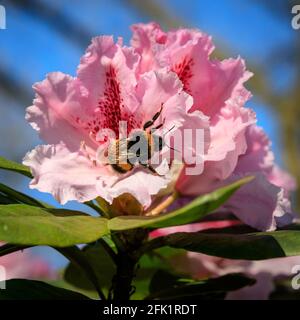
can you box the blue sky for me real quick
[0,0,296,268]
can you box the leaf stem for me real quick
[112,251,137,300]
[111,230,148,300]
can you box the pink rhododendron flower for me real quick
[24,22,296,228]
[0,244,53,280]
[24,36,208,208]
[130,22,296,230]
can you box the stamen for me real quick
[145,191,179,216]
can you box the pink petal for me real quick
[235,125,274,175]
[205,106,256,165]
[157,29,252,117]
[26,72,96,152]
[27,37,142,154]
[130,24,252,118]
[77,36,142,138]
[77,36,140,117]
[268,165,297,195]
[176,105,256,195]
[96,168,171,208]
[23,143,106,204]
[131,22,166,74]
[78,36,139,106]
[221,173,294,231]
[135,69,210,171]
[135,69,185,122]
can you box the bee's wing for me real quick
[118,149,138,163]
[115,139,137,163]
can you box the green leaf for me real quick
[46,279,99,300]
[0,183,45,207]
[161,227,300,260]
[84,200,104,216]
[149,269,182,295]
[0,243,30,257]
[64,242,116,291]
[57,246,107,300]
[0,156,32,178]
[0,193,17,205]
[146,273,256,300]
[201,223,256,234]
[0,279,90,300]
[108,176,253,231]
[0,204,109,247]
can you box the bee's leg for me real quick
[152,103,164,122]
[141,163,163,176]
[143,103,164,130]
[151,117,166,132]
[148,165,157,174]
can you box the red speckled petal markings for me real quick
[172,57,194,95]
[95,66,140,138]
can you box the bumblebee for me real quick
[107,105,165,174]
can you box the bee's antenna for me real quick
[162,125,176,137]
[161,125,180,152]
[165,143,180,153]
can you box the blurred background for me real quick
[0,0,299,271]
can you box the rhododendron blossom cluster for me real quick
[24,22,296,231]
